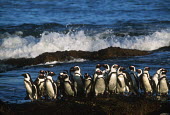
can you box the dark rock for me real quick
[2,47,150,67]
[0,100,13,115]
[152,46,170,52]
[3,96,170,115]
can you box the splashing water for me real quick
[0,29,170,60]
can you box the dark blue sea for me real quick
[0,0,170,103]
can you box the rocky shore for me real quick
[1,96,170,115]
[2,47,149,67]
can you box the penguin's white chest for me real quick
[153,77,158,86]
[64,82,74,96]
[39,79,45,91]
[95,78,105,94]
[84,80,91,87]
[108,74,117,89]
[118,76,126,87]
[93,74,97,82]
[24,81,32,94]
[46,80,55,97]
[143,76,152,92]
[159,79,168,93]
[117,76,126,93]
[84,80,91,91]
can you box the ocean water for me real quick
[0,0,170,103]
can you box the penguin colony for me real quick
[22,64,170,101]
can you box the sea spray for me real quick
[0,29,170,60]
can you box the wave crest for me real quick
[0,29,170,60]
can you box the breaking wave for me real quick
[0,29,170,60]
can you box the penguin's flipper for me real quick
[149,79,153,88]
[32,85,37,99]
[152,81,156,93]
[139,75,144,91]
[107,72,112,84]
[166,78,169,90]
[117,78,122,88]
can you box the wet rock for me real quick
[2,47,150,67]
[0,100,13,115]
[152,46,170,52]
[3,96,170,115]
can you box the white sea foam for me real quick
[0,29,170,60]
[43,59,86,65]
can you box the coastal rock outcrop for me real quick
[2,47,149,67]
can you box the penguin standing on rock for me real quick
[60,72,75,97]
[129,66,139,95]
[139,67,153,96]
[34,70,47,99]
[94,70,106,96]
[116,67,129,95]
[57,71,68,98]
[107,64,119,94]
[136,69,143,93]
[157,69,169,96]
[152,68,164,94]
[84,73,92,97]
[71,66,84,97]
[45,71,57,100]
[22,73,38,101]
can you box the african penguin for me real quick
[152,68,164,94]
[136,69,143,93]
[116,67,129,95]
[107,64,119,94]
[129,66,139,95]
[34,70,47,99]
[71,66,84,97]
[139,67,153,95]
[84,73,92,97]
[94,70,106,96]
[61,72,75,97]
[22,73,38,101]
[45,71,57,100]
[157,69,169,96]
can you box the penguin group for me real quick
[22,70,57,101]
[22,64,170,101]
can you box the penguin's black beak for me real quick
[21,74,24,76]
[21,73,27,78]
